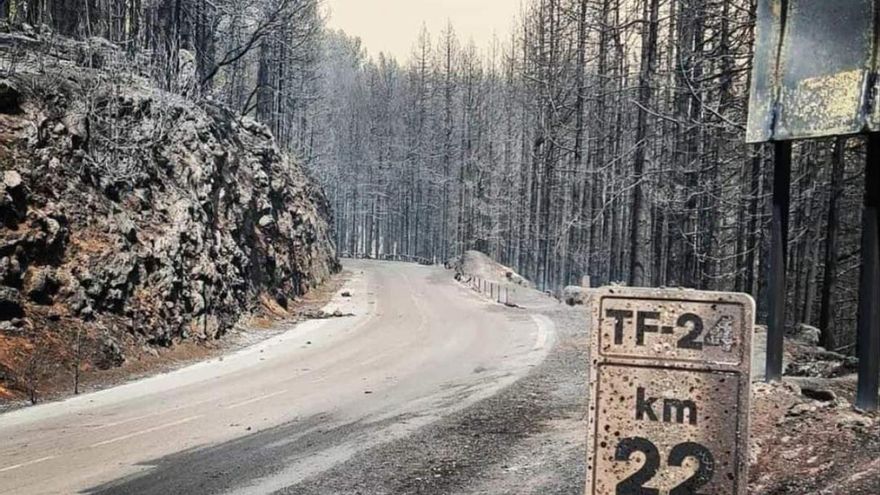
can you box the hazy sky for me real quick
[325,0,521,62]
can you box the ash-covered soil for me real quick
[749,368,880,494]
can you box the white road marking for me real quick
[93,411,166,430]
[529,314,553,350]
[92,397,220,430]
[0,456,56,473]
[224,390,288,410]
[89,415,202,448]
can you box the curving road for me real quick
[0,260,554,494]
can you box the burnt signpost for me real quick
[747,0,879,410]
[586,288,754,495]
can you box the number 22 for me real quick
[614,437,715,495]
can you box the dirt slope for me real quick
[452,250,533,288]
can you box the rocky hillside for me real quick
[0,36,339,400]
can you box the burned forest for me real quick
[0,1,878,495]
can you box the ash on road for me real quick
[0,260,579,495]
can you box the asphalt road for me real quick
[0,260,554,494]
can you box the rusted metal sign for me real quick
[747,0,878,143]
[586,288,754,495]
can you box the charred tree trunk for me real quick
[628,0,660,286]
[819,137,846,350]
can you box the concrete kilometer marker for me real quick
[586,288,754,495]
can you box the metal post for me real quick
[857,134,880,410]
[767,141,792,382]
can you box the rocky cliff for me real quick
[0,39,339,399]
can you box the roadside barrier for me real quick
[466,275,512,306]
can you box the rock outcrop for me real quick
[0,39,338,398]
[561,285,588,306]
